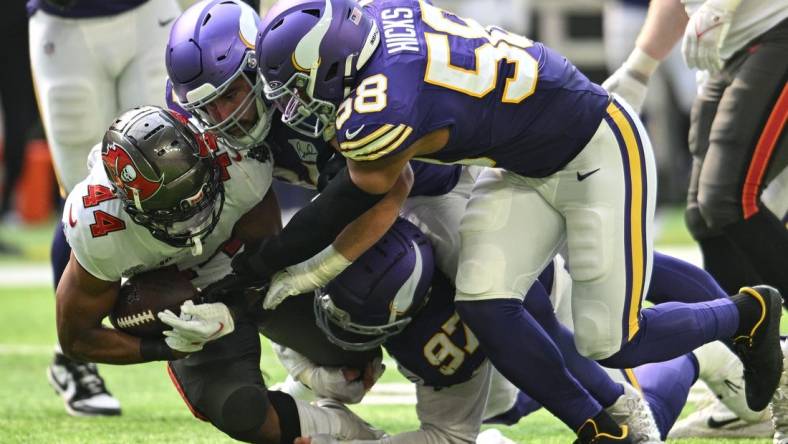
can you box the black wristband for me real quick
[140,337,176,361]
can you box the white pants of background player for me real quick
[29,0,179,193]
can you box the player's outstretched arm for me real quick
[603,0,688,112]
[56,254,184,364]
[263,165,413,309]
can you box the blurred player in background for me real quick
[604,0,788,296]
[28,0,181,416]
[0,1,39,226]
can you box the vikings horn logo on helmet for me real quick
[102,143,163,202]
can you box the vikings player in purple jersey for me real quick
[229,0,783,441]
[164,0,467,289]
[286,218,748,443]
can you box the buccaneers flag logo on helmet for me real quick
[102,143,163,203]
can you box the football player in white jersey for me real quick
[604,0,788,439]
[29,0,181,416]
[56,106,389,443]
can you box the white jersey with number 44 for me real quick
[63,145,273,289]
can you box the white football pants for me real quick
[29,0,180,193]
[455,97,658,360]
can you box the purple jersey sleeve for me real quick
[335,56,426,162]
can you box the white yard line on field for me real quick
[0,265,52,287]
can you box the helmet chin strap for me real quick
[132,188,143,212]
[190,235,203,256]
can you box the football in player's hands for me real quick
[110,266,198,338]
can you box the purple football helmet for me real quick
[166,0,274,149]
[256,0,380,138]
[314,218,435,351]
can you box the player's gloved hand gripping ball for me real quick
[158,300,235,353]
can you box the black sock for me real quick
[730,291,762,338]
[267,390,301,444]
[698,234,762,295]
[723,210,788,298]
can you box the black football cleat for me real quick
[574,411,633,444]
[732,285,784,411]
[48,351,121,417]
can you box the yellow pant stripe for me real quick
[606,102,645,340]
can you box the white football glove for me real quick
[601,48,659,114]
[682,0,739,73]
[602,69,648,114]
[263,245,351,310]
[302,357,386,404]
[301,367,367,404]
[158,300,235,353]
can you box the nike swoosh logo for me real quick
[50,371,68,391]
[158,17,175,27]
[210,322,224,338]
[707,416,740,429]
[695,20,723,39]
[576,168,600,181]
[68,204,77,227]
[344,125,365,140]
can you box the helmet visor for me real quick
[313,290,411,351]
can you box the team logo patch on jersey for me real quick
[288,139,318,163]
[102,144,163,201]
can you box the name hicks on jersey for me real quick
[381,7,419,54]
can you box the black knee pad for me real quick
[220,385,270,441]
[685,205,717,240]
[697,191,743,231]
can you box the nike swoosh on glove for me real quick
[158,301,235,352]
[682,1,735,73]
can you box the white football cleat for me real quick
[669,395,772,439]
[605,382,662,443]
[694,340,768,423]
[770,340,788,444]
[48,351,121,417]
